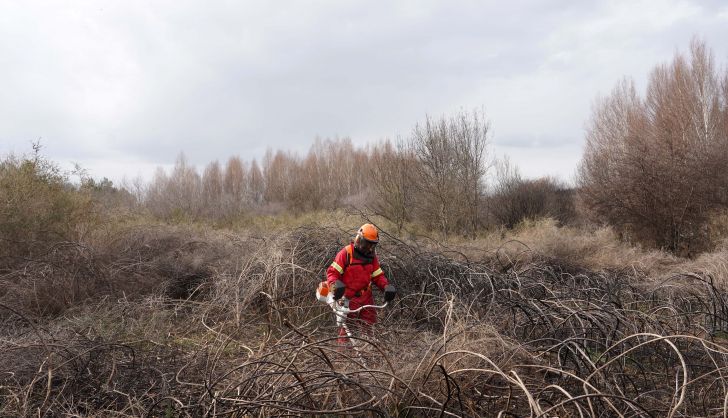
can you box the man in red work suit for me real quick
[327,223,396,345]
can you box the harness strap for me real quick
[354,282,373,298]
[343,243,375,297]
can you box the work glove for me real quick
[332,280,346,300]
[384,284,397,302]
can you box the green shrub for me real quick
[0,152,96,268]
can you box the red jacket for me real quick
[326,243,388,307]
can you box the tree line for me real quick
[144,137,372,220]
[3,39,726,256]
[139,39,728,254]
[139,109,574,238]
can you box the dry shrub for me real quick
[449,218,678,275]
[490,158,576,228]
[682,248,728,289]
[0,297,200,417]
[0,242,109,316]
[489,177,576,228]
[80,176,138,216]
[708,210,728,249]
[6,221,728,416]
[0,222,253,317]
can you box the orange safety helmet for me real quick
[354,223,379,255]
[357,223,379,243]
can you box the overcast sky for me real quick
[2,0,727,185]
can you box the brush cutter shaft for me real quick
[333,303,386,326]
[333,302,388,315]
[317,284,388,329]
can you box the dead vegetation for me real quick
[3,222,728,417]
[578,39,728,255]
[3,37,728,418]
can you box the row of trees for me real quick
[134,39,728,254]
[144,137,373,220]
[140,109,573,236]
[4,40,726,261]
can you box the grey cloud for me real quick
[494,133,579,148]
[1,1,727,183]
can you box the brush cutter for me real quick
[316,281,395,345]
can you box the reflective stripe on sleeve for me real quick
[371,268,383,278]
[331,261,343,274]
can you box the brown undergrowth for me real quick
[2,221,728,417]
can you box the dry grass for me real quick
[3,220,728,416]
[447,218,682,275]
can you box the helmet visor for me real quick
[357,236,378,254]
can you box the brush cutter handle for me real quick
[331,280,346,300]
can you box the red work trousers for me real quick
[337,307,377,345]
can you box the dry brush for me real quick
[3,223,728,417]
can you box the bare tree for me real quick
[288,151,324,212]
[310,137,339,199]
[410,109,491,237]
[145,167,170,218]
[451,109,491,236]
[143,153,203,220]
[202,160,223,217]
[223,156,247,215]
[368,139,415,233]
[169,153,202,218]
[247,159,264,205]
[578,39,728,254]
[263,149,295,204]
[120,175,146,207]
